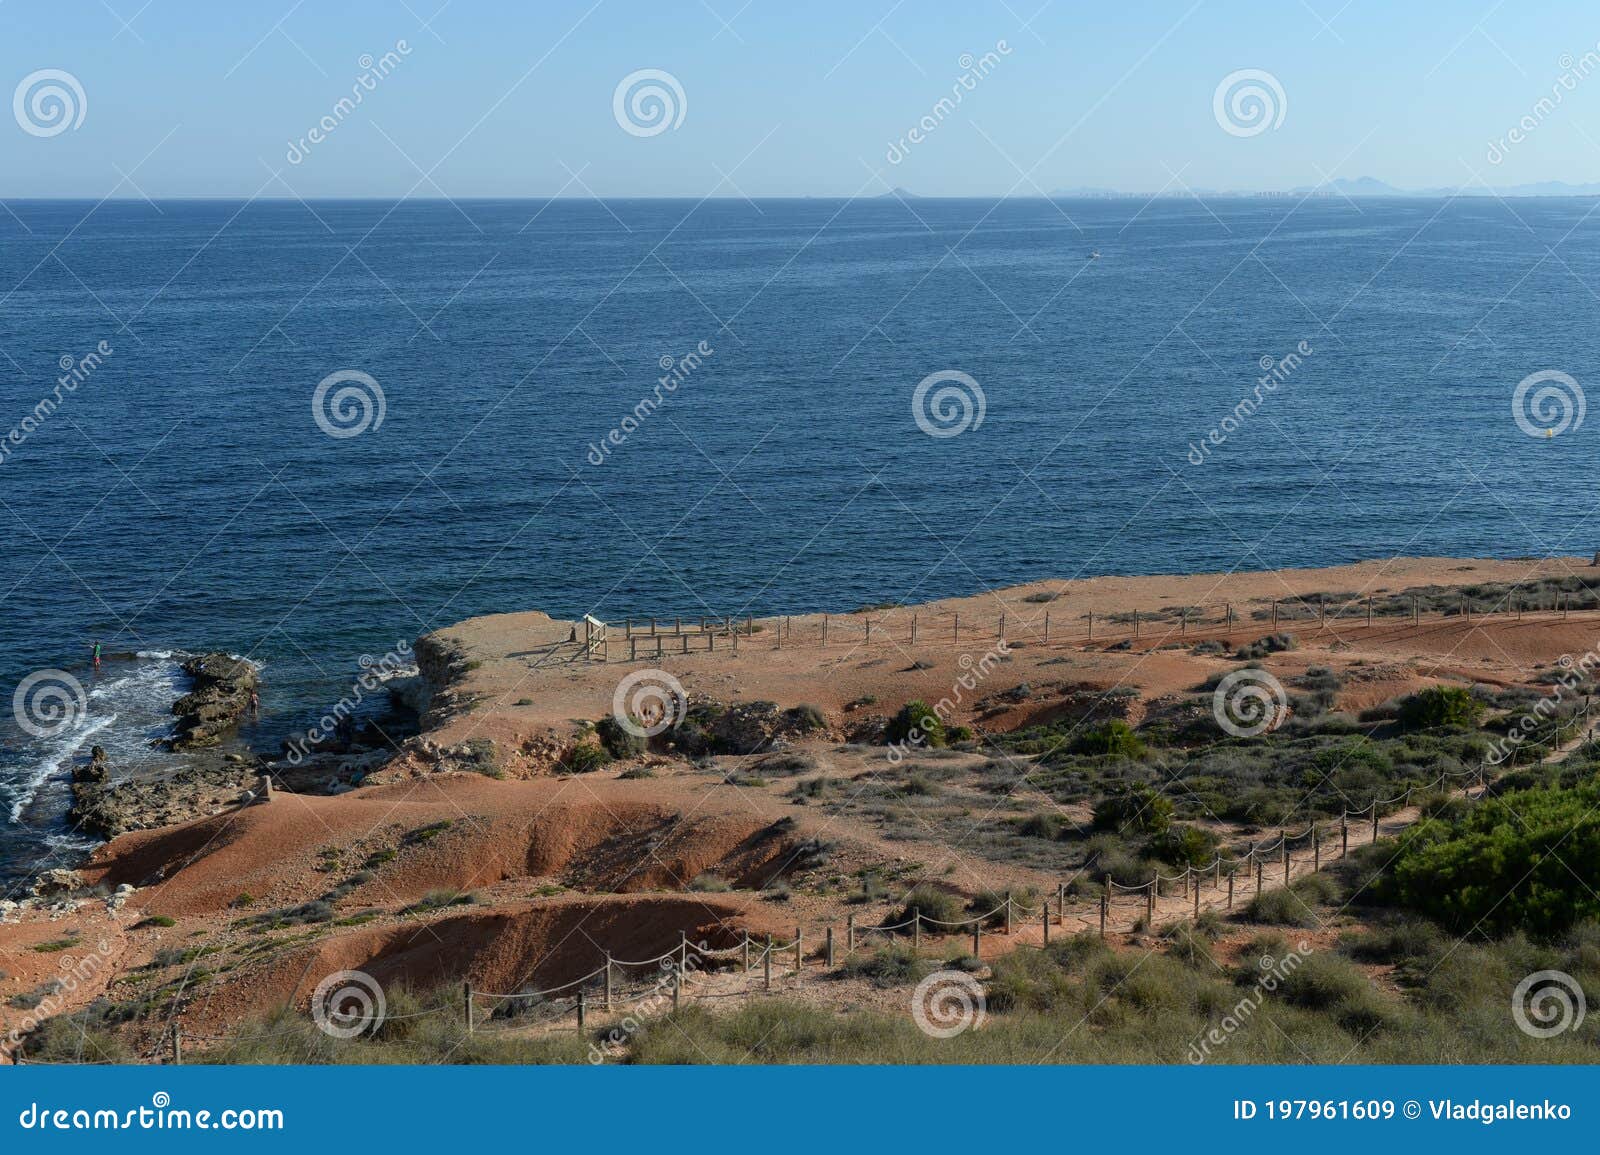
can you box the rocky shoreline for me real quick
[57,647,433,844]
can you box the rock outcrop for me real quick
[69,745,260,840]
[168,653,259,750]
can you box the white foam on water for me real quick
[6,712,115,823]
[3,654,189,824]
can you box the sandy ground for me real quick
[4,554,1597,1055]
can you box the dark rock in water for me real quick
[167,652,259,751]
[73,745,110,784]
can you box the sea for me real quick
[2,194,1598,887]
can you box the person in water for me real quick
[90,640,101,669]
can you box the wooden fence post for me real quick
[1227,872,1234,909]
[846,913,855,951]
[1004,891,1013,935]
[464,981,474,1034]
[1341,813,1348,855]
[577,988,586,1033]
[604,953,613,1010]
[764,936,773,991]
[743,933,751,971]
[171,1025,182,1066]
[795,929,803,970]
[1312,826,1320,872]
[826,926,835,967]
[1042,903,1050,945]
[1271,600,1278,628]
[1057,882,1066,922]
[1255,858,1263,897]
[672,973,681,1012]
[954,613,960,642]
[1044,611,1050,642]
[1372,804,1379,842]
[1099,890,1108,937]
[972,923,981,957]
[1087,612,1094,640]
[822,615,829,646]
[911,614,918,644]
[1145,879,1155,925]
[1282,838,1289,881]
[913,917,921,950]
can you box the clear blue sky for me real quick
[4,0,1600,197]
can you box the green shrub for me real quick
[1092,784,1172,836]
[838,945,934,987]
[595,715,645,758]
[886,700,946,749]
[689,873,732,893]
[1397,685,1481,731]
[1147,823,1219,868]
[1384,780,1600,936]
[1072,720,1146,759]
[1017,812,1066,840]
[559,741,612,774]
[891,884,964,931]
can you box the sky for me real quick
[4,0,1600,198]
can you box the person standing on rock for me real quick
[249,688,260,719]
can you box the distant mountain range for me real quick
[1041,176,1600,199]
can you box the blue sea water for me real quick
[1,194,1597,885]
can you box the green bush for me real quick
[1384,780,1600,936]
[1092,784,1172,836]
[838,945,934,987]
[559,741,612,774]
[1397,685,1481,731]
[1072,720,1146,759]
[595,715,646,758]
[1147,823,1219,868]
[885,700,946,749]
[891,884,964,931]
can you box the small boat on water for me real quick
[1089,250,1101,259]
